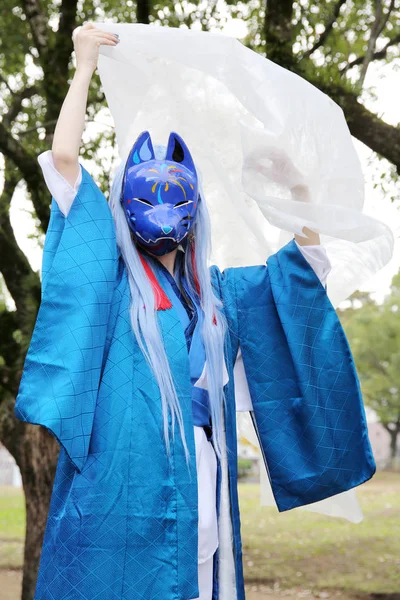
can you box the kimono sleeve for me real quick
[14,166,119,474]
[213,238,376,512]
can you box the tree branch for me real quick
[264,0,296,69]
[263,0,400,173]
[357,0,385,90]
[136,0,150,24]
[0,318,22,397]
[58,0,78,39]
[340,32,400,74]
[0,73,14,95]
[42,0,78,141]
[303,0,347,59]
[20,0,48,56]
[376,0,396,37]
[302,75,400,174]
[382,421,398,433]
[50,0,78,74]
[0,162,41,336]
[0,122,49,231]
[3,85,38,129]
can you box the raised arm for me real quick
[52,23,119,186]
[14,24,121,472]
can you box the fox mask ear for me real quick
[165,131,196,173]
[127,131,156,166]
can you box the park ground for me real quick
[0,471,399,600]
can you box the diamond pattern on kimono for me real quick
[15,165,375,600]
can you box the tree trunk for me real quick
[301,77,400,175]
[1,395,59,600]
[264,0,295,70]
[388,427,400,469]
[263,0,400,173]
[0,3,80,597]
[18,430,58,600]
[136,0,150,24]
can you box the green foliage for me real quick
[0,3,398,411]
[1,4,399,596]
[0,1,32,78]
[1,0,399,196]
[0,276,6,311]
[341,275,400,432]
[238,457,254,479]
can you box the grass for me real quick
[239,471,400,595]
[0,472,399,596]
[0,486,25,569]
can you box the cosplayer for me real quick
[15,24,376,600]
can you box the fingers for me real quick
[72,25,82,41]
[96,38,119,47]
[73,22,95,37]
[73,23,120,43]
[73,27,120,46]
[91,31,120,42]
[91,32,120,47]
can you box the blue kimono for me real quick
[14,167,376,600]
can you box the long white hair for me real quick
[108,144,228,471]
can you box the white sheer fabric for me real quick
[92,23,393,309]
[38,149,332,288]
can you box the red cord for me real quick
[139,254,172,311]
[190,238,201,295]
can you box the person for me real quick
[14,23,376,600]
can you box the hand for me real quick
[72,23,119,73]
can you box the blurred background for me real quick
[0,1,399,599]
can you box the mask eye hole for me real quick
[174,200,193,209]
[134,197,153,206]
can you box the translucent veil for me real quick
[96,23,393,521]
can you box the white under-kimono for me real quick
[37,149,332,600]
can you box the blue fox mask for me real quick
[121,131,200,256]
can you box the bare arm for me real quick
[52,23,119,186]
